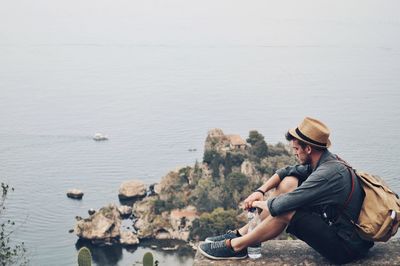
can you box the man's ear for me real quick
[306,145,312,154]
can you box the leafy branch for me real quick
[0,182,28,266]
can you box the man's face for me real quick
[290,139,311,165]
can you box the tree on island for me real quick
[247,130,269,159]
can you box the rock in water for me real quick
[74,204,121,245]
[118,180,147,200]
[67,189,84,199]
[120,230,139,245]
[117,205,132,218]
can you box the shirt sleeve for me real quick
[268,165,345,217]
[276,164,312,183]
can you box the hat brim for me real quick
[288,128,331,149]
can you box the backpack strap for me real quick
[335,155,358,224]
[343,168,355,209]
[322,156,357,221]
[335,155,356,209]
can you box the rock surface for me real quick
[67,189,84,199]
[118,180,147,200]
[117,205,132,217]
[240,160,262,183]
[204,128,230,155]
[133,198,171,239]
[88,208,96,215]
[194,239,400,265]
[133,198,199,241]
[120,230,139,245]
[74,204,121,244]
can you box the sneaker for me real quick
[205,230,239,243]
[199,240,247,260]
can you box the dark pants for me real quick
[286,210,362,264]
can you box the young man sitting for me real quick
[199,117,373,264]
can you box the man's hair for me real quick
[285,131,326,151]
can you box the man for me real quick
[199,117,373,264]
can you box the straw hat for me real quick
[288,117,331,148]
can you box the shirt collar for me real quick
[313,149,334,171]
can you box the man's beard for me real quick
[299,155,311,165]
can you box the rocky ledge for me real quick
[194,238,400,265]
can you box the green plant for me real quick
[189,208,245,241]
[247,130,268,159]
[246,130,265,145]
[143,252,154,266]
[77,247,92,266]
[1,182,28,266]
[189,178,221,212]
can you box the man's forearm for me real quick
[257,173,281,194]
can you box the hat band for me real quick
[295,128,327,147]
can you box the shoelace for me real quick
[210,240,226,250]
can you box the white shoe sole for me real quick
[198,245,247,260]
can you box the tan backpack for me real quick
[352,171,400,242]
[334,156,400,242]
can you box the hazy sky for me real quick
[1,0,399,46]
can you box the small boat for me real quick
[93,133,108,141]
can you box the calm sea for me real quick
[1,0,399,265]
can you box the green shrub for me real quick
[153,199,167,214]
[203,150,218,164]
[1,183,28,266]
[153,194,186,214]
[203,149,224,180]
[229,152,245,167]
[251,140,268,158]
[189,208,244,241]
[223,152,245,176]
[189,178,221,212]
[268,142,290,157]
[247,130,268,160]
[178,167,191,184]
[246,130,265,145]
[219,172,250,209]
[257,155,295,175]
[225,172,248,194]
[189,162,203,188]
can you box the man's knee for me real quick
[276,176,298,194]
[276,210,296,224]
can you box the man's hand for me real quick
[244,191,264,210]
[251,200,268,213]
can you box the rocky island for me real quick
[73,129,295,249]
